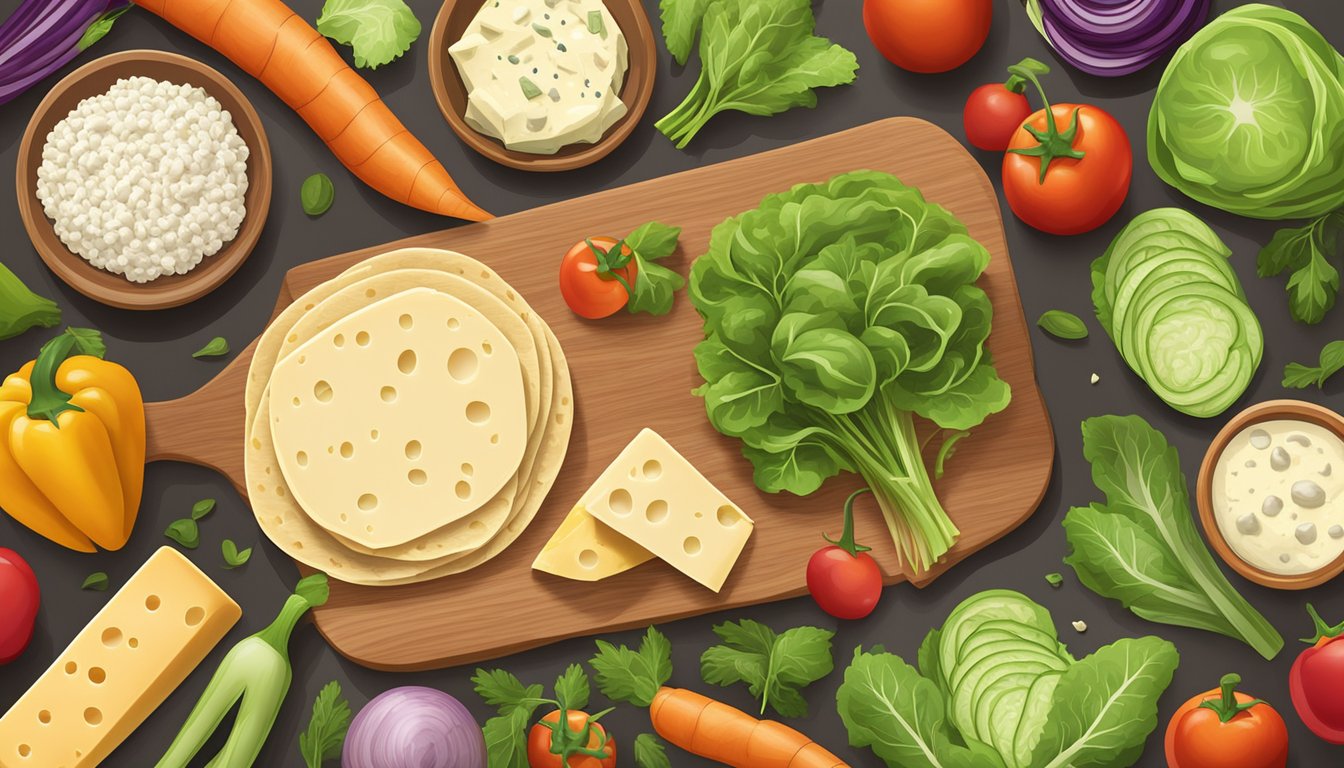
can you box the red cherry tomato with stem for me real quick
[527,709,617,768]
[964,58,1049,152]
[1290,604,1344,744]
[0,547,39,665]
[807,488,883,620]
[1165,673,1288,768]
[559,236,639,320]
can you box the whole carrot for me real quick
[133,0,490,222]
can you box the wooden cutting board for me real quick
[144,118,1055,671]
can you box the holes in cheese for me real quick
[267,288,528,549]
[532,504,655,582]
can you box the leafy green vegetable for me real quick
[658,0,708,66]
[1064,414,1284,660]
[298,681,352,768]
[473,665,606,768]
[553,663,591,711]
[1045,572,1063,588]
[164,518,200,549]
[82,572,109,591]
[1283,340,1344,389]
[63,327,107,358]
[78,6,132,52]
[633,733,671,768]
[1037,310,1088,340]
[301,173,336,216]
[0,263,61,342]
[623,222,685,315]
[192,337,230,359]
[316,0,422,69]
[689,171,1011,573]
[192,498,216,520]
[1091,208,1261,418]
[654,0,858,148]
[699,620,833,717]
[222,539,253,568]
[590,626,673,708]
[1149,5,1344,323]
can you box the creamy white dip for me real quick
[1212,419,1344,576]
[449,0,628,155]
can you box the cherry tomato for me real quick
[1003,104,1132,235]
[806,489,882,620]
[1165,673,1288,768]
[1291,604,1344,743]
[527,710,616,768]
[863,0,992,74]
[559,237,637,320]
[964,84,1031,152]
[0,548,39,665]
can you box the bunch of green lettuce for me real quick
[1147,4,1344,323]
[689,171,1011,574]
[655,0,857,148]
[838,590,1179,768]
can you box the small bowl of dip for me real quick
[1197,400,1344,590]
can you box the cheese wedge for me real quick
[584,429,754,592]
[532,504,654,581]
[0,548,240,767]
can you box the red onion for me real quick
[1022,0,1210,76]
[343,687,486,768]
[0,0,128,105]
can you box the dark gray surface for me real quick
[2,0,1342,765]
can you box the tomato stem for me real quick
[545,702,613,762]
[586,237,636,298]
[824,488,873,559]
[1003,61,1084,184]
[1002,57,1049,95]
[1300,603,1344,645]
[1197,673,1265,724]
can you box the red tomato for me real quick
[806,489,882,620]
[863,0,992,74]
[1003,104,1131,235]
[964,83,1032,151]
[527,710,617,768]
[0,548,39,665]
[559,237,637,320]
[1165,674,1288,768]
[1291,605,1344,743]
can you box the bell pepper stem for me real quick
[1197,673,1265,723]
[824,488,873,558]
[26,332,84,426]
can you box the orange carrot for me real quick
[651,687,849,768]
[133,0,491,222]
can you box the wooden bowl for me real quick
[1196,399,1344,590]
[428,0,656,172]
[16,50,272,311]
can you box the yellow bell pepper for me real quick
[0,332,144,552]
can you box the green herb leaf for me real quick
[633,733,671,768]
[0,262,61,342]
[164,518,200,549]
[483,708,534,768]
[472,668,545,716]
[590,626,673,709]
[1037,309,1088,340]
[553,663,591,711]
[64,327,106,358]
[316,0,422,69]
[222,539,253,568]
[78,6,132,52]
[1283,340,1344,389]
[192,337,230,359]
[658,0,709,66]
[1258,212,1343,325]
[624,221,685,316]
[519,76,543,100]
[301,173,336,216]
[298,680,352,768]
[700,620,834,717]
[191,498,217,520]
[82,572,110,591]
[1045,572,1064,588]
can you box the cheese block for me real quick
[268,287,529,549]
[584,429,754,592]
[532,504,654,581]
[0,548,240,767]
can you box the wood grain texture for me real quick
[145,118,1054,670]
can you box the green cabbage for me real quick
[689,171,1011,574]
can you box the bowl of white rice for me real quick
[17,50,272,310]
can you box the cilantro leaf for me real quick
[659,0,708,66]
[222,539,253,568]
[624,222,684,316]
[472,668,545,716]
[317,0,422,69]
[590,627,673,708]
[1258,212,1343,325]
[700,620,834,717]
[633,733,672,768]
[1283,340,1344,389]
[298,680,352,768]
[482,708,534,768]
[554,663,591,711]
[65,327,107,358]
[164,518,200,549]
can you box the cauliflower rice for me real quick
[35,76,250,284]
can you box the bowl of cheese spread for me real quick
[429,0,656,171]
[1198,400,1344,589]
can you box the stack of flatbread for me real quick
[243,248,572,586]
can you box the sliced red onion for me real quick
[343,687,487,768]
[0,0,128,105]
[1025,0,1210,76]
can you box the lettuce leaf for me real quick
[317,0,421,69]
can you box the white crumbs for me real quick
[36,76,249,283]
[1090,373,1100,385]
[1072,620,1088,633]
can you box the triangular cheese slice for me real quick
[532,505,654,581]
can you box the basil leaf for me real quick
[222,539,252,568]
[192,336,230,359]
[191,498,217,520]
[82,572,110,591]
[78,6,132,52]
[1037,309,1088,340]
[164,518,200,549]
[301,173,336,216]
[64,327,107,358]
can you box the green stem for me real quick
[825,488,873,557]
[26,332,83,425]
[1002,57,1050,94]
[1197,673,1264,723]
[1301,603,1344,645]
[1003,62,1084,183]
